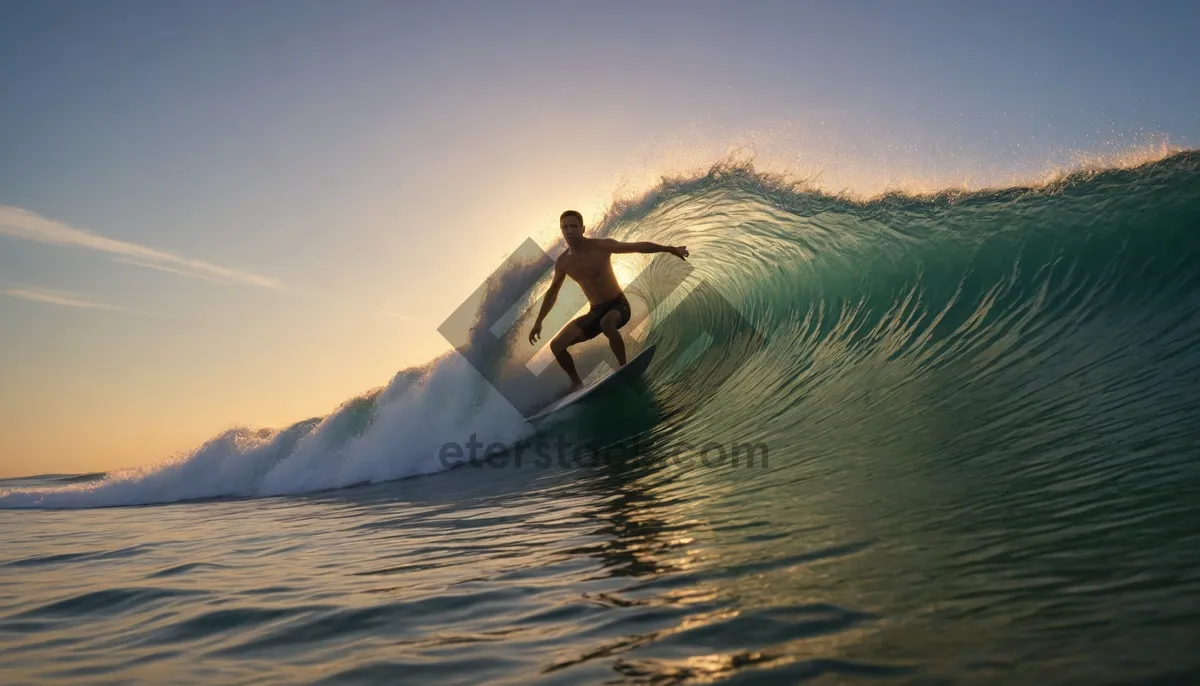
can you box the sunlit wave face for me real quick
[612,259,638,290]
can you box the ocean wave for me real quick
[4,150,1198,509]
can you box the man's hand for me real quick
[529,320,542,345]
[668,245,689,260]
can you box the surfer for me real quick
[528,210,689,392]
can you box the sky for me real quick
[1,0,1198,477]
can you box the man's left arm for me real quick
[597,238,689,260]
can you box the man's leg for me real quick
[550,324,587,391]
[600,310,627,366]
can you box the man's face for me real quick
[560,215,584,246]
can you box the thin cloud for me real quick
[0,205,282,290]
[3,288,175,319]
[3,288,123,311]
[109,257,235,285]
[380,310,423,323]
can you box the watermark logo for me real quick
[437,237,764,415]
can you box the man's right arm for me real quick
[529,263,567,344]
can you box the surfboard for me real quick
[525,345,656,422]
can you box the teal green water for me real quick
[3,152,1200,684]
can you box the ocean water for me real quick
[3,151,1200,684]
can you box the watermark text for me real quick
[439,433,769,470]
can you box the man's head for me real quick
[560,210,584,247]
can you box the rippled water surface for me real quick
[4,153,1200,684]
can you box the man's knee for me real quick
[600,313,623,336]
[551,329,579,354]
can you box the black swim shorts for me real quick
[571,293,631,341]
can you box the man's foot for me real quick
[567,380,583,394]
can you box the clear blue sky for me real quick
[1,0,1197,476]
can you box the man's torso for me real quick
[558,240,623,305]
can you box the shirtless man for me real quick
[528,210,689,392]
